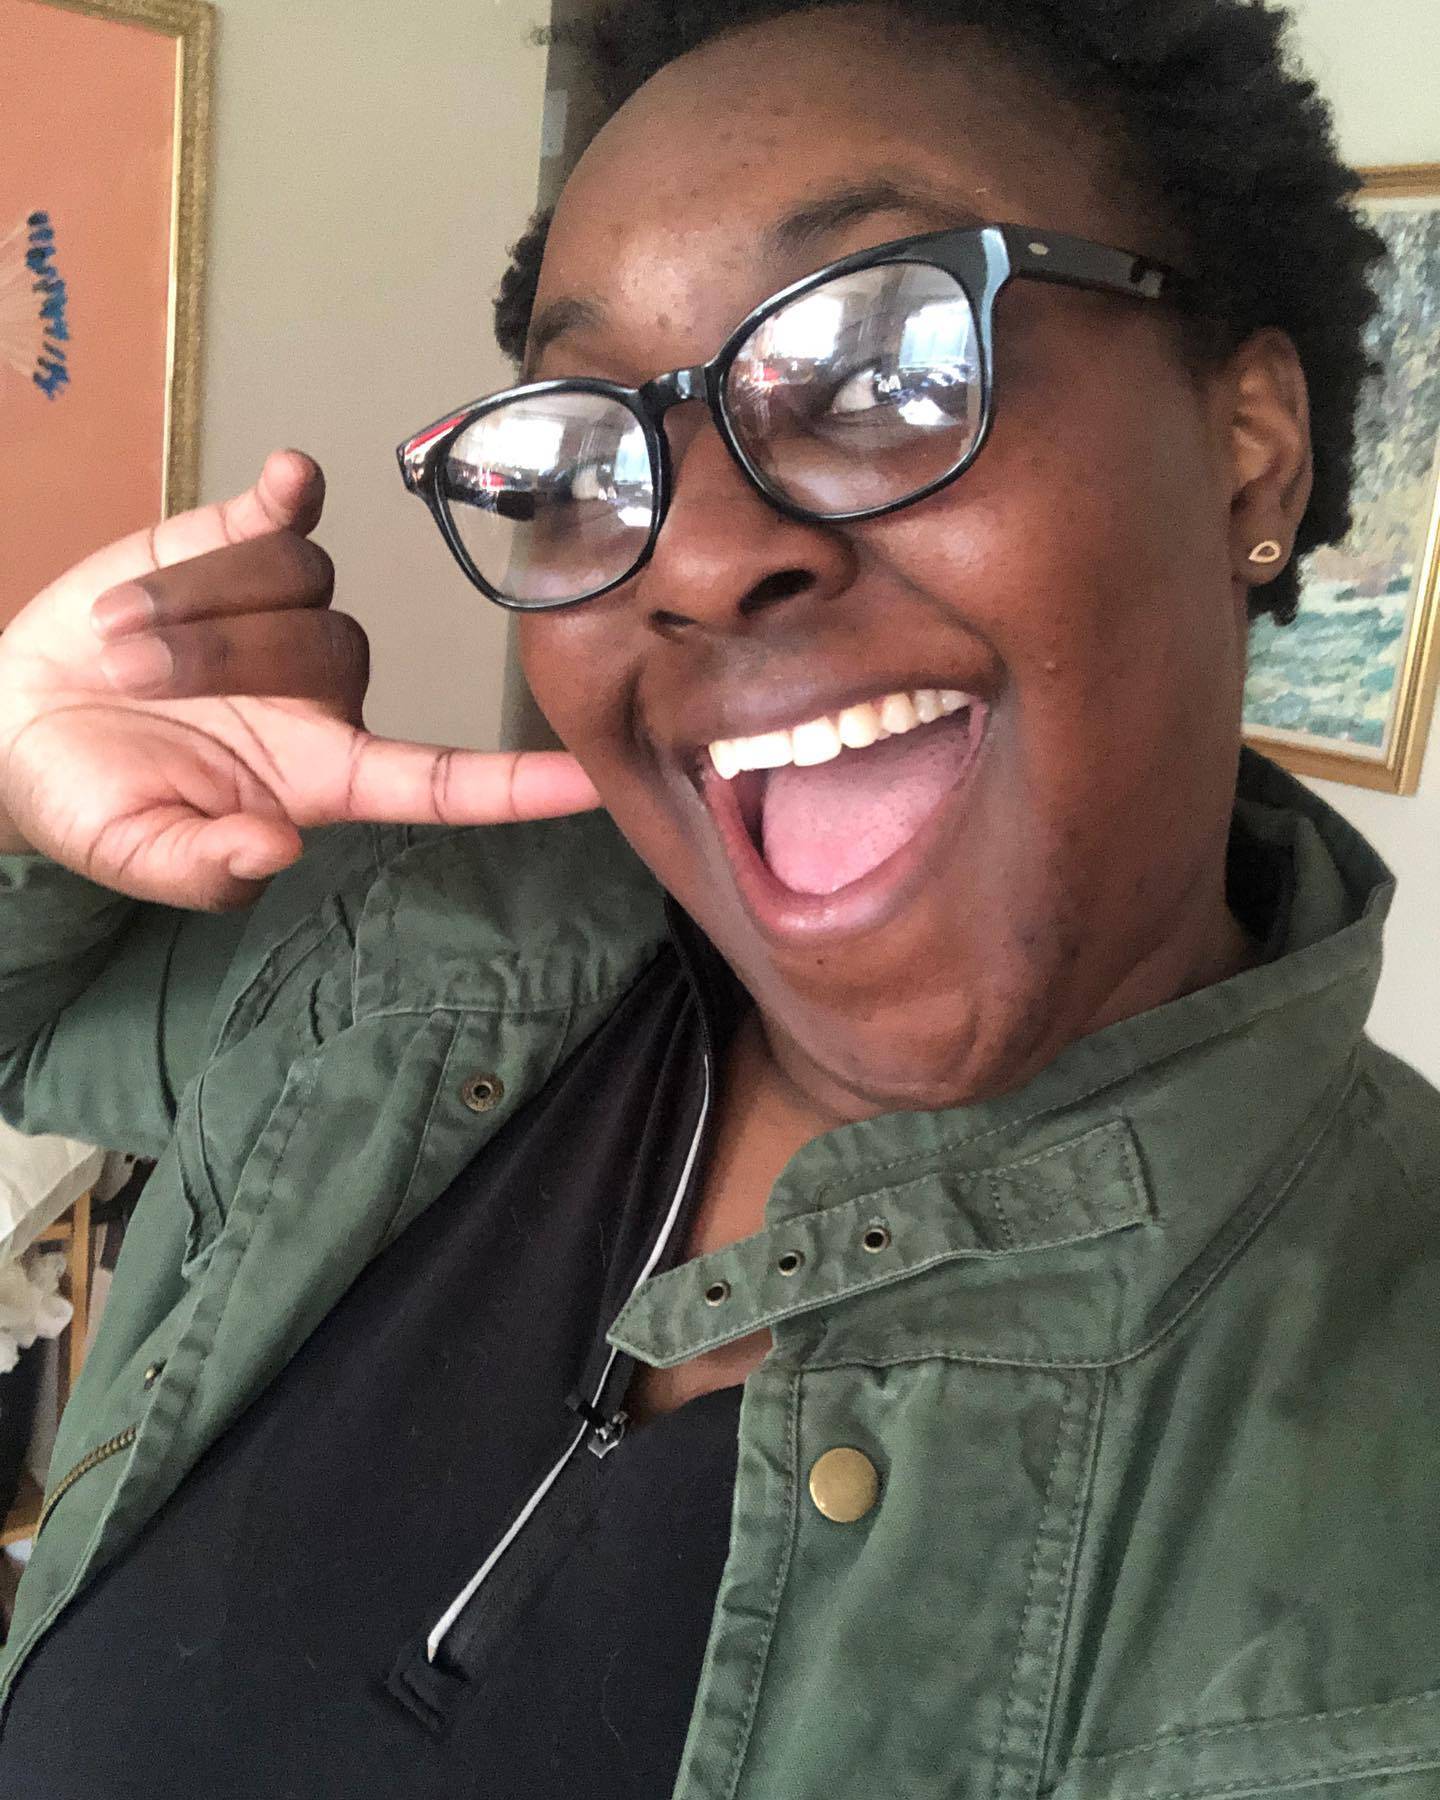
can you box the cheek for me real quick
[871,336,1229,703]
[519,611,696,864]
[518,612,630,760]
[853,347,1238,923]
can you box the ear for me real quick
[1222,327,1314,593]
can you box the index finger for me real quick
[306,737,602,829]
[62,451,325,608]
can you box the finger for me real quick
[214,449,326,543]
[158,449,327,564]
[190,812,305,890]
[308,736,601,827]
[93,807,306,912]
[92,609,369,712]
[54,451,325,608]
[90,533,336,640]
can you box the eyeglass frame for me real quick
[396,220,1207,612]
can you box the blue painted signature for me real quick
[26,212,69,399]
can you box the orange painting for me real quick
[0,0,177,626]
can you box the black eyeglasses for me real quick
[397,221,1205,611]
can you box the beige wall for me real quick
[198,0,549,757]
[1284,0,1440,1083]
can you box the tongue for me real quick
[761,710,973,895]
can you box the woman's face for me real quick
[519,7,1306,1119]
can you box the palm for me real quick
[2,694,349,898]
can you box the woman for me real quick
[0,1,1436,1794]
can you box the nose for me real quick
[636,405,855,635]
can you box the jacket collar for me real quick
[764,749,1389,1221]
[611,752,1394,1368]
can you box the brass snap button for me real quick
[142,1361,166,1389]
[460,1072,504,1113]
[808,1447,880,1522]
[776,1250,804,1277]
[861,1223,891,1254]
[704,1280,731,1307]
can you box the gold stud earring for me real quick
[1248,540,1284,566]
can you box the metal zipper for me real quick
[425,1045,714,1666]
[36,1427,138,1538]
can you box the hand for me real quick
[0,450,599,911]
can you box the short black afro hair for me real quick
[495,0,1389,625]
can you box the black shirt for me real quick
[0,931,743,1800]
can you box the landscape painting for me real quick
[1244,165,1440,795]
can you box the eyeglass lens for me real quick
[438,260,983,606]
[442,392,656,605]
[724,262,982,515]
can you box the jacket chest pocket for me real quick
[676,1359,1104,1800]
[172,1009,326,1272]
[176,998,576,1275]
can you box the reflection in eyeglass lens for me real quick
[725,261,983,512]
[442,393,656,603]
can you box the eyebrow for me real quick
[524,175,985,370]
[525,295,609,370]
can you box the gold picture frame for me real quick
[1243,163,1440,796]
[0,0,213,626]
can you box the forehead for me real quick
[533,10,1159,365]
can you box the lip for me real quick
[694,701,991,943]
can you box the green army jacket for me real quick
[1,750,1439,1798]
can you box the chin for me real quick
[719,911,1062,1118]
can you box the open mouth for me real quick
[695,685,988,915]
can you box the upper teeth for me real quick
[708,688,969,779]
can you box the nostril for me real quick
[650,607,694,634]
[648,568,816,634]
[739,569,814,616]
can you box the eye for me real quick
[828,367,901,416]
[821,366,968,436]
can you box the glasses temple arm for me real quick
[998,223,1206,311]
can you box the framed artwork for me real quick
[0,0,213,630]
[1244,163,1440,796]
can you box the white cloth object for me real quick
[0,1115,103,1265]
[0,1251,72,1374]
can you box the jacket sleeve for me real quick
[0,826,382,1159]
